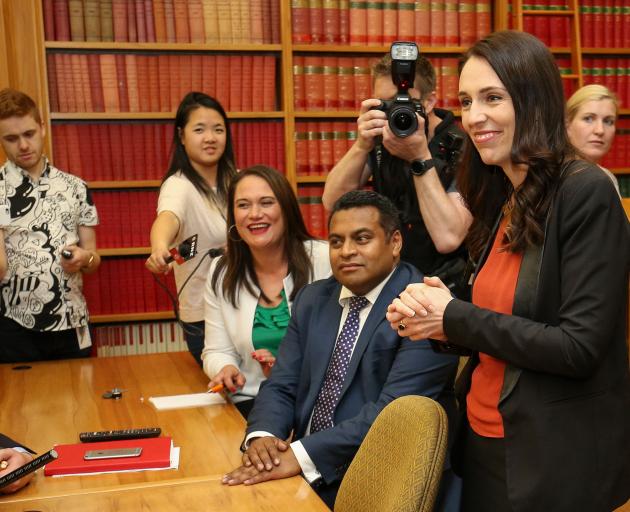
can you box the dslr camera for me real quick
[372,41,428,138]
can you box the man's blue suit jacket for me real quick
[246,262,458,505]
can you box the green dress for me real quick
[252,291,290,357]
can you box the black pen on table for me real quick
[0,449,58,489]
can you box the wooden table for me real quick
[0,353,328,511]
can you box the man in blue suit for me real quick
[222,190,458,509]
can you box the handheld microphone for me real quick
[165,234,199,265]
[0,449,58,489]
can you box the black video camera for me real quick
[372,41,427,138]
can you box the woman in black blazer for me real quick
[387,31,630,512]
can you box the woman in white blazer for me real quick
[202,166,331,416]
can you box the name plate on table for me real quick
[148,392,226,411]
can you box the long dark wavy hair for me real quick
[457,31,576,260]
[211,165,316,307]
[162,92,237,211]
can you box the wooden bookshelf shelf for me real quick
[88,180,161,189]
[91,311,176,324]
[522,9,574,15]
[98,247,151,257]
[51,111,285,121]
[44,41,282,52]
[581,48,630,55]
[611,168,630,175]
[292,45,468,54]
[297,176,327,184]
[294,111,358,118]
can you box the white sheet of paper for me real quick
[148,392,226,411]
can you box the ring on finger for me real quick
[398,321,407,331]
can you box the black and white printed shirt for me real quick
[0,158,98,331]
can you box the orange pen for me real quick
[208,383,224,394]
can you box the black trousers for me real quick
[461,422,513,512]
[0,316,91,363]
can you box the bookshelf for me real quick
[1,0,629,326]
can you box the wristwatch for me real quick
[409,158,436,176]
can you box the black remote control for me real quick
[79,427,161,443]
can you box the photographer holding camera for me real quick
[323,43,472,299]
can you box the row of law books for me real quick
[83,257,177,315]
[295,121,357,177]
[293,56,461,111]
[44,0,280,44]
[582,58,630,109]
[51,120,286,183]
[291,0,491,47]
[47,52,277,113]
[298,185,328,240]
[93,190,157,248]
[523,16,570,47]
[580,0,630,48]
[599,119,630,170]
[92,321,186,357]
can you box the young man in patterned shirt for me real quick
[0,88,100,362]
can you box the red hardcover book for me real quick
[144,0,156,41]
[135,56,150,112]
[397,0,415,42]
[262,56,276,112]
[157,56,171,112]
[323,0,340,43]
[309,186,325,237]
[249,0,264,44]
[190,54,203,92]
[114,54,129,112]
[366,1,383,46]
[475,0,491,40]
[293,55,305,110]
[315,186,327,238]
[143,124,156,179]
[270,0,281,43]
[414,1,430,45]
[229,56,243,112]
[295,122,309,176]
[47,54,60,112]
[382,1,397,44]
[349,1,367,45]
[602,0,613,49]
[144,56,159,112]
[79,54,93,112]
[53,0,71,41]
[188,0,205,43]
[133,0,146,42]
[260,0,272,43]
[319,121,334,175]
[323,56,339,110]
[292,0,311,43]
[97,124,114,180]
[337,57,354,110]
[297,186,311,231]
[178,53,192,104]
[172,0,189,42]
[430,0,445,46]
[604,57,617,96]
[353,57,371,109]
[152,0,166,42]
[125,0,137,42]
[43,0,56,40]
[338,0,349,43]
[215,55,231,109]
[70,54,86,111]
[168,55,181,111]
[65,124,82,176]
[112,0,128,41]
[623,2,630,49]
[332,121,348,164]
[309,0,324,43]
[62,54,78,112]
[304,56,324,111]
[444,0,459,45]
[549,16,567,47]
[458,0,476,46]
[275,122,285,173]
[307,121,320,175]
[441,58,459,108]
[51,124,68,172]
[84,124,99,180]
[52,55,66,112]
[241,56,253,111]
[124,55,140,113]
[592,58,605,85]
[201,54,216,98]
[45,437,172,476]
[580,0,593,47]
[164,0,177,42]
[108,124,124,181]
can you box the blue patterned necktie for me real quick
[310,296,370,433]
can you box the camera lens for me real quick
[389,105,418,138]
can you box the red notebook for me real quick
[44,437,172,476]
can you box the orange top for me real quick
[467,216,524,438]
